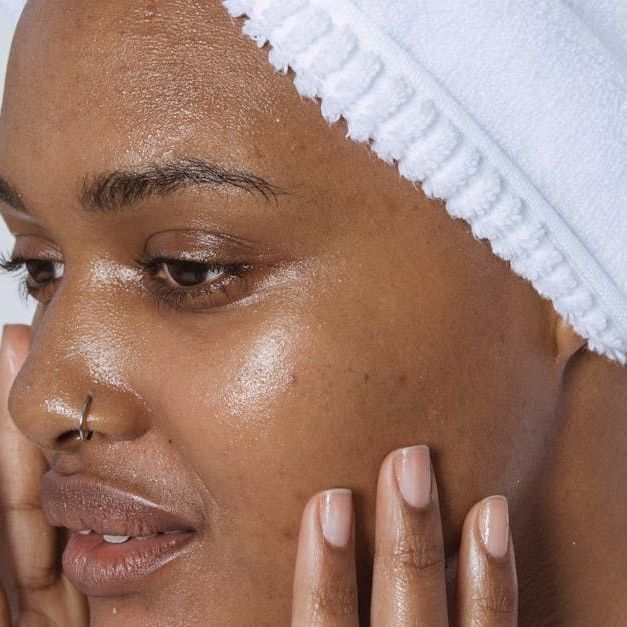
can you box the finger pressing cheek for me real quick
[370,445,448,627]
[291,489,359,627]
[456,496,518,627]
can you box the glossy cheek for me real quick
[151,314,307,469]
[220,322,297,427]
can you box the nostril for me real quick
[14,382,150,448]
[57,429,80,445]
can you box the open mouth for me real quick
[42,471,202,597]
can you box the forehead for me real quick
[0,0,330,190]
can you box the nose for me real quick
[7,290,151,451]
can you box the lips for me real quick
[42,471,201,596]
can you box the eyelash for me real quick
[0,250,253,312]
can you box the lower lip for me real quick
[63,530,196,596]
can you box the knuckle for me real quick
[377,532,445,583]
[16,572,57,594]
[307,581,358,622]
[470,583,517,619]
[3,501,41,514]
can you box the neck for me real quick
[518,351,627,625]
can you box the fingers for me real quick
[456,496,518,627]
[0,325,88,626]
[0,325,57,608]
[291,489,359,627]
[370,445,448,626]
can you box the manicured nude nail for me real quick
[394,445,431,509]
[479,496,509,559]
[319,489,352,548]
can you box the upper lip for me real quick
[42,471,199,537]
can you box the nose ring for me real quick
[78,393,94,442]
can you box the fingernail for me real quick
[319,489,352,548]
[479,496,509,559]
[394,445,431,509]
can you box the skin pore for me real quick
[0,0,625,624]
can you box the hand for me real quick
[291,447,517,625]
[0,325,88,627]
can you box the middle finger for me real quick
[371,445,448,626]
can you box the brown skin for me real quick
[0,0,625,624]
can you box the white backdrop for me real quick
[0,4,35,326]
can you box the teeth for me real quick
[78,529,92,535]
[103,535,130,544]
[92,531,187,542]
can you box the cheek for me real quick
[135,280,444,519]
[220,323,297,426]
[145,315,345,489]
[139,306,382,528]
[204,319,327,504]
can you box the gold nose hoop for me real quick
[78,393,94,442]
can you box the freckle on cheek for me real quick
[281,528,295,540]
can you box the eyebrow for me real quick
[0,158,286,216]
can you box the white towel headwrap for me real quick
[2,0,627,364]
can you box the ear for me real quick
[554,315,586,368]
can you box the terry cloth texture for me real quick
[222,0,627,365]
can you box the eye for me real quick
[159,260,225,288]
[134,253,253,312]
[0,254,64,305]
[25,259,65,288]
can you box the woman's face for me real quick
[0,1,563,623]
